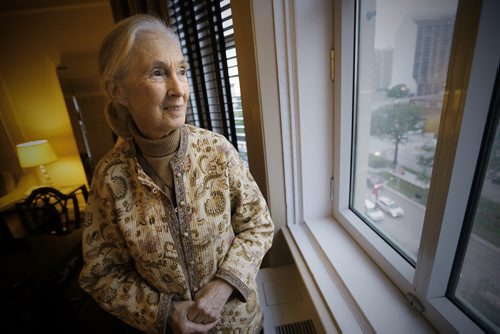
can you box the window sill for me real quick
[283,218,435,333]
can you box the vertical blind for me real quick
[168,0,246,159]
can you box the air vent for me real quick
[274,319,317,334]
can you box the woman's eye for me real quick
[152,69,165,77]
[179,68,187,76]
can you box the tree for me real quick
[371,103,424,167]
[416,142,435,181]
[417,154,434,180]
[387,83,413,98]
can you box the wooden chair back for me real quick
[15,187,81,236]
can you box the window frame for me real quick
[269,0,431,330]
[332,0,500,332]
[249,0,499,331]
[447,68,500,332]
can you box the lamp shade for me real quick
[16,140,58,168]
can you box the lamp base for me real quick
[38,164,53,186]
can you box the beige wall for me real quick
[0,3,114,188]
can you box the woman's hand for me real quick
[168,300,218,334]
[187,278,234,325]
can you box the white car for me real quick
[376,196,404,218]
[364,199,384,222]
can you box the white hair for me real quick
[98,14,180,137]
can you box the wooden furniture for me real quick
[0,184,88,238]
[15,187,82,236]
[0,184,88,212]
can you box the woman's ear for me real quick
[111,84,129,107]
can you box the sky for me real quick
[373,0,458,49]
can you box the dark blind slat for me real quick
[168,0,240,148]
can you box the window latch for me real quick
[406,293,425,313]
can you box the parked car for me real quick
[376,196,404,218]
[364,199,384,222]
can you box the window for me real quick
[168,0,248,163]
[333,0,500,331]
[250,0,498,331]
[351,0,458,264]
[447,71,500,332]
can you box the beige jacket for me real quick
[79,125,274,333]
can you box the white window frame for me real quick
[252,0,500,332]
[331,0,500,332]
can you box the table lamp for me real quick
[16,140,58,186]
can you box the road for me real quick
[363,186,424,260]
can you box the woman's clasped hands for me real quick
[169,278,234,333]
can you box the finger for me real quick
[189,319,218,332]
[186,310,198,322]
[193,313,204,324]
[188,312,212,324]
[190,301,218,323]
[193,312,215,324]
[186,308,209,324]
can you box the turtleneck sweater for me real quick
[129,122,181,203]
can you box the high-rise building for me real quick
[374,48,393,91]
[413,16,455,96]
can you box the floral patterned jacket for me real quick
[79,125,274,333]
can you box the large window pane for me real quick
[351,0,458,264]
[448,76,500,332]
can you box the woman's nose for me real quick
[167,75,184,96]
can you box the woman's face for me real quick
[116,31,189,139]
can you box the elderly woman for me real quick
[79,14,274,334]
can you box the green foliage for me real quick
[416,154,434,180]
[382,171,428,205]
[371,103,424,138]
[371,103,425,165]
[386,83,412,98]
[417,155,434,168]
[368,154,392,169]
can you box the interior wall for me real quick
[0,79,23,182]
[294,0,334,221]
[0,3,114,188]
[232,0,294,268]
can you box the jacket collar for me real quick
[125,124,189,187]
